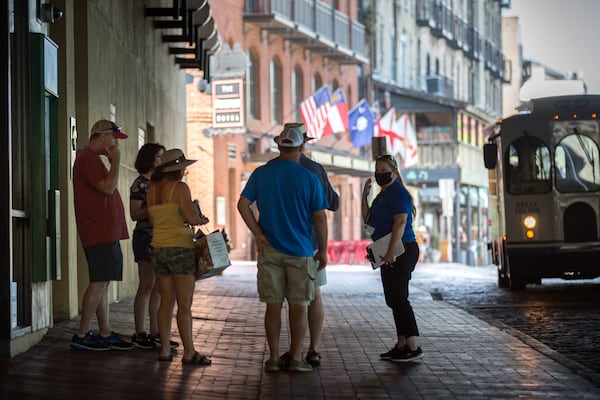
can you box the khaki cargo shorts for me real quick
[257,246,318,306]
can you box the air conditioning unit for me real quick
[425,76,443,95]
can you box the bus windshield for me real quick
[554,121,600,192]
[506,136,552,194]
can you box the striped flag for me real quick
[299,85,331,140]
[322,88,349,136]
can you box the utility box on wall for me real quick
[30,33,60,282]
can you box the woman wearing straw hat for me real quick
[147,148,211,365]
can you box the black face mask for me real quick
[375,171,393,186]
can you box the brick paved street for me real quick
[2,262,600,399]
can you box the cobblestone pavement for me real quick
[2,262,600,399]
[411,262,600,381]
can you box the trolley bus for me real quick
[484,94,600,289]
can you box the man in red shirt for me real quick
[71,119,133,351]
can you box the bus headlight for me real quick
[523,215,537,240]
[523,215,537,229]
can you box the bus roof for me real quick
[505,94,600,121]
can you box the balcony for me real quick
[465,27,481,60]
[416,0,435,28]
[447,17,466,50]
[415,143,459,169]
[243,0,368,64]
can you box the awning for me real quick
[145,0,221,81]
[309,150,374,178]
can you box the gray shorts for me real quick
[314,264,327,286]
[313,250,327,286]
[152,247,196,277]
[84,241,123,282]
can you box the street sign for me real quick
[439,178,455,217]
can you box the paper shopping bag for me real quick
[194,230,231,280]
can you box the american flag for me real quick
[299,85,331,140]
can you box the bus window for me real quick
[505,137,552,194]
[555,134,600,193]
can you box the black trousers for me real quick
[380,241,420,338]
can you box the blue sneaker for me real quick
[71,331,110,351]
[99,331,134,351]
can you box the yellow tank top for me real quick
[149,182,194,249]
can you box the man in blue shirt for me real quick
[268,123,339,368]
[238,125,329,373]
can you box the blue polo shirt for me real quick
[369,180,416,243]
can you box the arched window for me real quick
[291,66,303,122]
[270,58,282,124]
[312,73,323,93]
[357,65,365,99]
[246,50,259,119]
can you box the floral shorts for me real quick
[151,247,196,277]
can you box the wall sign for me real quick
[212,79,245,128]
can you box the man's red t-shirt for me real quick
[73,148,129,248]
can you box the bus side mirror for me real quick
[483,143,497,169]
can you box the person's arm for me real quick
[317,166,339,212]
[130,199,148,221]
[361,178,372,224]
[382,213,407,264]
[312,209,328,270]
[237,196,269,254]
[302,156,339,212]
[175,182,203,225]
[96,144,121,195]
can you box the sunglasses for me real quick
[98,121,122,133]
[376,154,397,168]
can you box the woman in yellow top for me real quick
[147,148,210,365]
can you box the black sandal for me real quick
[182,351,211,366]
[305,350,321,366]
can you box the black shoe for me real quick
[131,332,154,349]
[279,352,291,370]
[391,346,424,362]
[380,345,406,360]
[150,333,179,349]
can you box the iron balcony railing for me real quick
[244,0,367,63]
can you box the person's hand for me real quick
[315,249,327,270]
[382,250,396,265]
[363,178,372,199]
[255,232,270,254]
[105,143,120,164]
